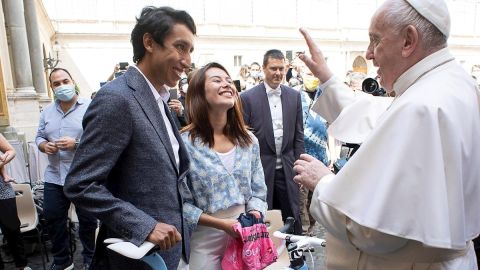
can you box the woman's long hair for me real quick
[182,62,252,148]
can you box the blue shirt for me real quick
[35,97,90,186]
[180,131,268,230]
[301,90,330,166]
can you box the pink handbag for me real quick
[222,222,278,270]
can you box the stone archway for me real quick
[352,55,367,74]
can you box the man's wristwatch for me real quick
[74,139,80,150]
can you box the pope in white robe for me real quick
[293,0,480,269]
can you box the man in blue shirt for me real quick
[35,68,97,270]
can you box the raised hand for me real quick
[298,28,334,84]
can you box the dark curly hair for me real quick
[131,6,196,63]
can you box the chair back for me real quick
[264,210,290,269]
[265,210,283,248]
[12,183,39,232]
[68,203,79,223]
[5,140,30,183]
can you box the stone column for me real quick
[24,0,48,97]
[3,0,35,95]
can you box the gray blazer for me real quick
[240,84,304,217]
[64,67,190,269]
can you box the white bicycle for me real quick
[104,217,325,270]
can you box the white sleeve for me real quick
[310,175,409,255]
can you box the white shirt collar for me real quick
[132,65,170,103]
[264,82,281,94]
[393,48,454,97]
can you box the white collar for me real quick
[132,65,170,103]
[264,82,281,95]
[393,48,454,97]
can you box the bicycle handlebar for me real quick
[273,231,326,249]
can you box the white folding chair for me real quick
[12,183,48,270]
[67,203,79,256]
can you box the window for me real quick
[234,55,242,67]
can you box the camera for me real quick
[114,62,129,79]
[362,78,386,96]
[119,62,128,71]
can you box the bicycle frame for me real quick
[104,217,325,270]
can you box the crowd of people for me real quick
[1,0,480,270]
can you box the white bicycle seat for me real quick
[104,238,125,244]
[104,239,155,260]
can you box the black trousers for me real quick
[272,168,303,235]
[474,236,480,269]
[0,197,28,268]
[44,182,97,265]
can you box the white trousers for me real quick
[188,205,245,270]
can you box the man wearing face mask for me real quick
[36,68,97,270]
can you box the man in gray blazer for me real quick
[64,6,196,269]
[241,49,305,234]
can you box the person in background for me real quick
[0,134,31,270]
[293,0,480,268]
[177,77,188,109]
[168,87,187,130]
[106,63,129,82]
[248,61,263,87]
[36,68,97,270]
[348,72,366,92]
[237,64,250,91]
[63,6,196,269]
[298,67,330,236]
[241,49,305,235]
[181,62,267,268]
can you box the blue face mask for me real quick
[54,84,76,101]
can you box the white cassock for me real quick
[310,48,480,269]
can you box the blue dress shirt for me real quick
[35,97,90,186]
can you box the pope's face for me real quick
[366,10,404,93]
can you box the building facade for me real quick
[1,0,480,141]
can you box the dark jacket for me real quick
[64,67,191,269]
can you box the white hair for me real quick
[381,0,447,51]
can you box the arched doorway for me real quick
[352,56,367,74]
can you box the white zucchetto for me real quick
[405,0,451,38]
